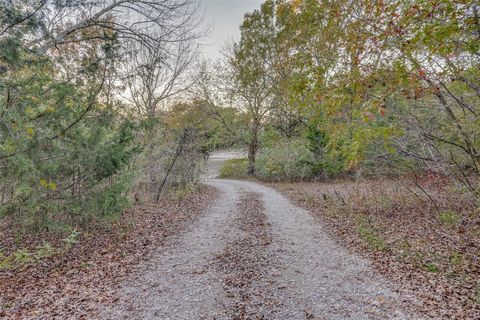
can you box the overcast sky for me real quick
[199,0,263,60]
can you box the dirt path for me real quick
[102,152,420,319]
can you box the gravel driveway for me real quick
[103,151,420,319]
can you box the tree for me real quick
[381,0,480,193]
[0,0,204,229]
[226,0,278,175]
[240,0,479,192]
[125,41,199,120]
[0,0,201,53]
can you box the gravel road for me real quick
[103,151,420,319]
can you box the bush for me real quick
[256,140,315,181]
[219,158,248,178]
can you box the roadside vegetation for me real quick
[1,0,479,318]
[273,180,478,318]
[0,2,232,315]
[0,0,241,264]
[1,186,216,318]
[219,158,249,179]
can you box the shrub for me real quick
[219,158,248,178]
[255,140,315,181]
[63,230,80,251]
[0,241,57,270]
[173,182,199,200]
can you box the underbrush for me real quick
[219,158,249,179]
[272,178,480,318]
[0,185,217,318]
[0,180,202,272]
[255,140,316,181]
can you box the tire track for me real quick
[213,192,282,319]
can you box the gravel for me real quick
[101,181,240,319]
[214,179,420,319]
[102,151,420,319]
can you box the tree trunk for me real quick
[155,129,188,203]
[247,123,259,176]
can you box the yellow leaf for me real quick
[25,107,35,116]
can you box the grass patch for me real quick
[424,262,439,272]
[450,251,463,265]
[356,224,388,251]
[438,211,459,227]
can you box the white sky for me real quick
[199,0,263,60]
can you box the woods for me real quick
[0,0,205,231]
[1,0,479,318]
[217,0,480,190]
